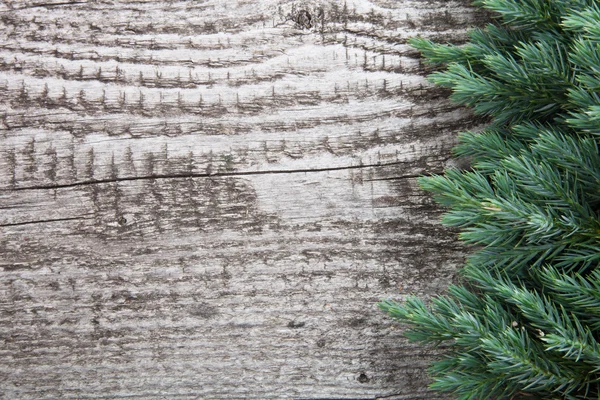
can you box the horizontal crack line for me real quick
[0,216,88,227]
[3,161,419,192]
[364,172,438,182]
[1,1,88,12]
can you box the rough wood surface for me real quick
[0,1,486,398]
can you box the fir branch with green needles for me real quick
[380,0,600,398]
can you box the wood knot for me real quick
[287,320,305,329]
[357,372,370,383]
[295,9,312,29]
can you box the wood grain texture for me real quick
[0,1,487,398]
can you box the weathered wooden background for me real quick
[0,1,486,398]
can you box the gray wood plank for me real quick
[0,1,485,398]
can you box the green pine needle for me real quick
[380,0,600,397]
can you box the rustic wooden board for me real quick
[0,1,487,398]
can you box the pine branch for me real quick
[474,0,577,32]
[381,0,600,397]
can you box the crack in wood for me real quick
[4,160,424,192]
[1,1,87,12]
[364,173,438,182]
[0,215,89,227]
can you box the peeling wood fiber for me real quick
[0,1,485,398]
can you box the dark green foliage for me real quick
[380,0,600,398]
